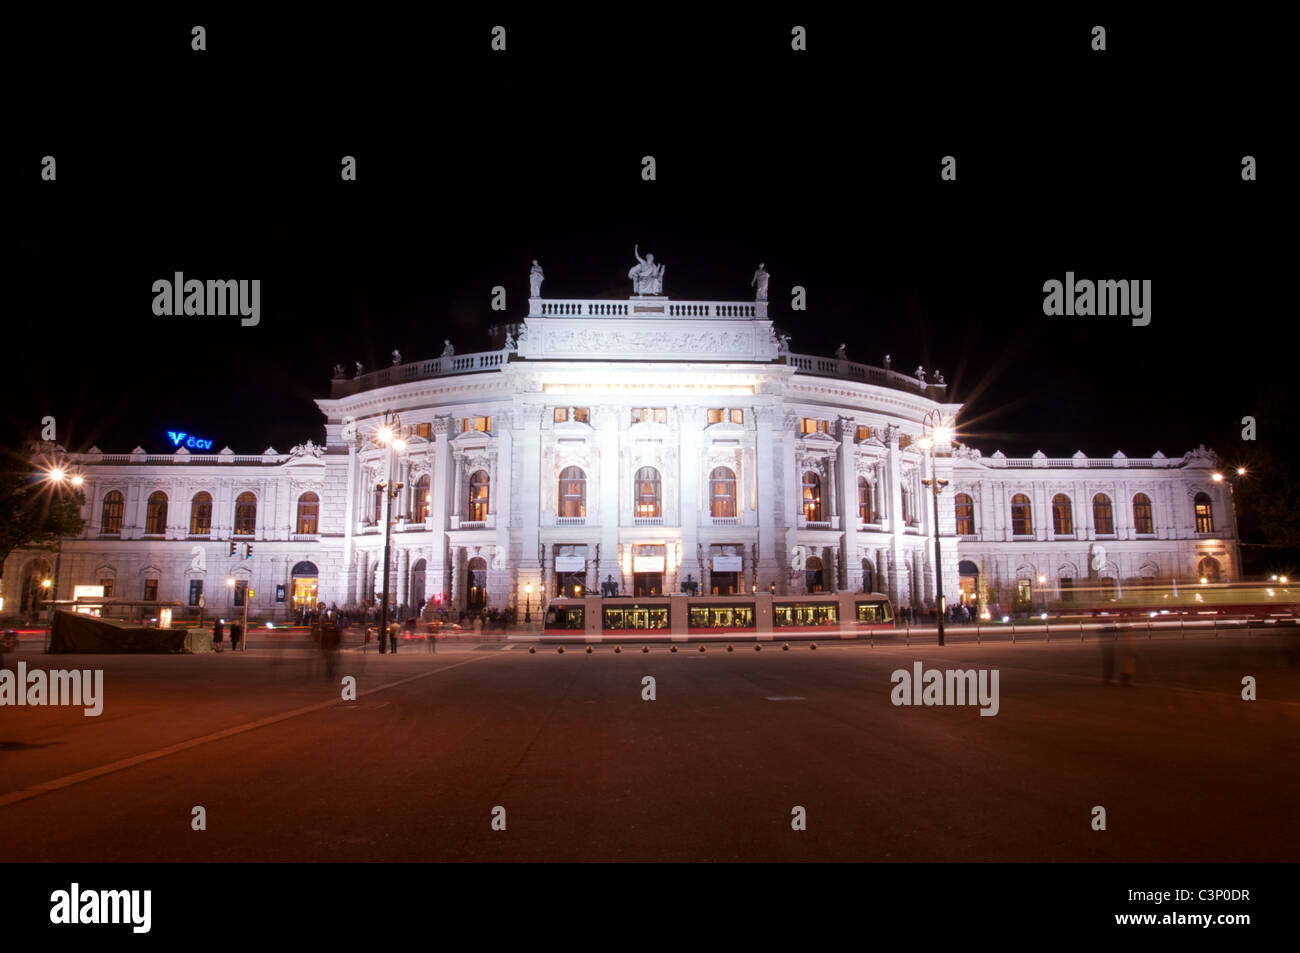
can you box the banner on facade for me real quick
[555,555,587,572]
[633,556,665,573]
[711,556,743,572]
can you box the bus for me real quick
[542,591,894,640]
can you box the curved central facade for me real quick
[8,281,1239,621]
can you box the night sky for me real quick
[9,12,1288,471]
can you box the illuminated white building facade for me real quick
[3,284,1241,621]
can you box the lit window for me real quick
[99,578,114,598]
[462,416,491,433]
[554,408,567,423]
[414,475,431,521]
[710,467,737,518]
[631,408,667,425]
[634,467,661,517]
[1194,492,1213,533]
[100,490,124,535]
[802,471,823,522]
[1132,493,1153,534]
[1011,493,1033,536]
[143,579,158,601]
[1093,494,1115,535]
[1052,494,1073,535]
[729,408,744,425]
[856,425,870,441]
[955,492,975,535]
[233,491,257,536]
[573,407,590,423]
[413,422,433,439]
[189,492,213,535]
[707,408,724,425]
[558,466,586,518]
[296,492,320,534]
[468,470,490,521]
[858,477,874,522]
[145,491,168,535]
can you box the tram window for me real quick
[602,606,670,630]
[550,606,584,630]
[855,601,893,624]
[688,605,756,628]
[773,603,840,626]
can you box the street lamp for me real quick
[370,410,419,654]
[918,410,954,646]
[41,464,84,644]
[1037,574,1048,616]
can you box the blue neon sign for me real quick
[167,430,215,451]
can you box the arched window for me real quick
[413,475,431,522]
[1132,493,1154,535]
[296,492,320,534]
[189,492,212,536]
[558,466,586,518]
[1093,493,1115,535]
[954,492,975,535]
[710,467,737,518]
[233,491,257,536]
[1011,493,1033,536]
[101,490,125,534]
[1194,492,1214,533]
[144,491,168,535]
[1052,494,1073,536]
[802,471,823,522]
[634,467,661,518]
[467,470,490,522]
[1198,556,1221,582]
[858,476,873,522]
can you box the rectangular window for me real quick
[856,425,870,441]
[233,584,246,607]
[100,578,114,598]
[800,418,818,434]
[686,605,756,629]
[573,407,590,423]
[631,408,667,425]
[729,408,744,425]
[707,408,724,425]
[855,600,894,624]
[1059,578,1074,602]
[414,422,433,439]
[462,416,491,433]
[188,580,204,607]
[545,605,584,630]
[554,408,568,423]
[143,579,158,601]
[602,605,670,630]
[773,603,840,627]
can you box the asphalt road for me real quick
[1,633,1297,862]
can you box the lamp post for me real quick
[371,411,416,655]
[918,410,954,646]
[1037,574,1048,617]
[42,467,84,647]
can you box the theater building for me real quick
[3,263,1241,621]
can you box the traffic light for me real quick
[245,543,254,558]
[229,541,236,557]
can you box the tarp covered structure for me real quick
[49,611,214,653]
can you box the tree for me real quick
[0,450,86,585]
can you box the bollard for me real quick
[614,645,622,654]
[1011,620,1016,644]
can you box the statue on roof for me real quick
[751,263,770,301]
[529,259,544,298]
[629,245,665,295]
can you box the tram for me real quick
[542,590,894,639]
[1049,581,1300,621]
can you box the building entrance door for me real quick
[710,572,739,595]
[633,572,663,597]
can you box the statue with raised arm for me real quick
[529,259,544,298]
[751,262,770,301]
[629,244,665,295]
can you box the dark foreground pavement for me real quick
[1,633,1297,862]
